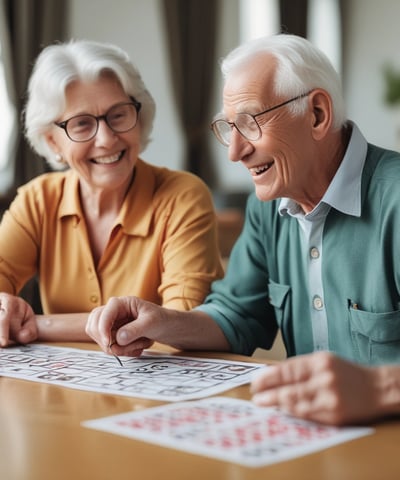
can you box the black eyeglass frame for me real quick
[211,91,312,146]
[54,98,142,143]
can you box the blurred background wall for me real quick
[67,0,400,197]
[2,0,400,201]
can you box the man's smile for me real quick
[249,161,274,176]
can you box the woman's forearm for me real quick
[36,313,92,342]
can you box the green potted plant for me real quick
[383,64,400,106]
[382,64,400,151]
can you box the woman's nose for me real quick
[94,119,118,147]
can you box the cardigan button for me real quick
[312,295,324,310]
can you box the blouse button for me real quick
[310,247,320,259]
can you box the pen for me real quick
[109,339,123,367]
[347,299,359,310]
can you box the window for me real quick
[240,0,341,71]
[0,6,17,196]
[308,0,342,74]
[239,0,279,42]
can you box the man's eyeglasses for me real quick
[54,99,142,142]
[210,92,311,147]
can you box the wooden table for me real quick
[0,343,399,480]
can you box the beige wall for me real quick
[344,0,400,150]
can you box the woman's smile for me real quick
[90,150,125,165]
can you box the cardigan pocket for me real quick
[348,306,400,365]
[267,279,291,329]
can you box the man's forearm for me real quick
[154,309,231,352]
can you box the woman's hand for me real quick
[0,293,38,346]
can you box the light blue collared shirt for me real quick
[278,122,368,351]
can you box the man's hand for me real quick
[86,296,231,357]
[86,296,156,357]
[251,351,391,425]
[0,293,38,346]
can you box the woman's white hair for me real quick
[24,39,156,170]
[220,34,346,129]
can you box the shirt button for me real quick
[313,295,324,310]
[90,295,99,303]
[310,247,320,259]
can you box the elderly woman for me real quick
[0,39,223,347]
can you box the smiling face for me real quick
[222,55,323,210]
[45,73,141,195]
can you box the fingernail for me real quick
[118,330,129,344]
[252,391,273,405]
[252,393,263,405]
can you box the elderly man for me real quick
[86,34,400,426]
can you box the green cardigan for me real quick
[198,143,400,365]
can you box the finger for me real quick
[252,388,279,407]
[289,394,342,425]
[86,306,106,348]
[87,302,121,349]
[251,354,322,394]
[0,294,38,346]
[87,297,141,350]
[252,366,345,424]
[252,383,298,408]
[112,336,153,356]
[250,365,281,394]
[98,297,138,346]
[0,300,10,346]
[0,295,26,345]
[87,317,112,353]
[252,380,315,416]
[16,324,37,344]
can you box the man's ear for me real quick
[308,89,332,140]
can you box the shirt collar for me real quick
[279,121,367,218]
[59,170,83,223]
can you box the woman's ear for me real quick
[44,131,66,165]
[44,131,59,154]
[308,89,332,140]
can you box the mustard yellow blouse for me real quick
[0,159,223,313]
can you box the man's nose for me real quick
[228,127,252,162]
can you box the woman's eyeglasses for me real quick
[54,99,141,142]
